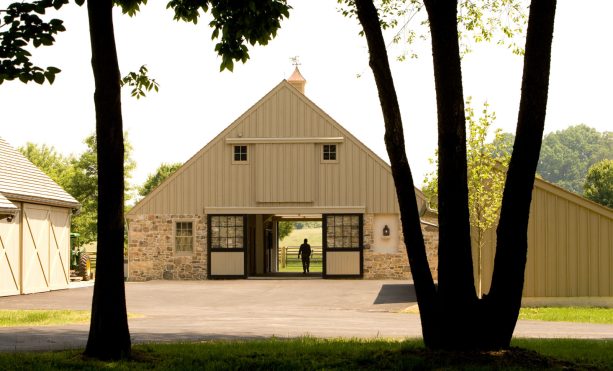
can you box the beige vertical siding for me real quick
[128,81,421,217]
[210,252,244,276]
[256,143,314,202]
[477,179,613,297]
[326,251,361,275]
[0,209,20,297]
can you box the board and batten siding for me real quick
[129,81,413,217]
[477,179,613,298]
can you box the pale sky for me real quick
[1,1,611,195]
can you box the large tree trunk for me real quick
[355,0,557,350]
[84,0,131,360]
[422,0,478,349]
[354,0,438,347]
[485,0,557,348]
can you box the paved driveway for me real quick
[1,280,612,352]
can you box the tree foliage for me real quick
[537,124,612,194]
[278,221,294,240]
[583,159,613,208]
[19,134,136,245]
[120,64,159,99]
[138,162,182,198]
[0,0,67,84]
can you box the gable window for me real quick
[233,145,248,163]
[175,221,194,253]
[322,144,337,162]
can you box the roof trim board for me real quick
[225,137,345,144]
[205,206,366,215]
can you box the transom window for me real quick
[175,221,193,252]
[233,145,248,162]
[325,215,360,248]
[322,144,337,161]
[210,215,245,249]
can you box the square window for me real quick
[233,145,248,162]
[323,144,337,162]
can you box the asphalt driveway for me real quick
[1,279,612,352]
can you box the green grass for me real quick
[0,310,91,327]
[0,338,611,370]
[279,226,323,273]
[519,307,613,324]
[0,310,143,327]
[279,226,322,247]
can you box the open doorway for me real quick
[277,220,323,274]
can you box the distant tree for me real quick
[18,142,75,190]
[278,221,294,240]
[138,162,182,198]
[537,125,612,194]
[583,159,613,208]
[422,100,511,296]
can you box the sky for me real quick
[1,1,611,194]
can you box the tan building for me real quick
[477,178,613,304]
[0,137,80,296]
[127,70,438,280]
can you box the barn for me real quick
[0,137,80,296]
[126,69,439,280]
[127,69,611,306]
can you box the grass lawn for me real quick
[279,226,323,273]
[0,310,91,327]
[0,338,611,370]
[0,310,142,327]
[519,307,613,324]
[279,226,323,247]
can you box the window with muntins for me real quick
[326,215,360,248]
[175,221,193,252]
[322,144,337,161]
[233,145,248,162]
[210,215,245,249]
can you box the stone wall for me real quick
[363,213,439,280]
[127,214,207,281]
[127,212,439,281]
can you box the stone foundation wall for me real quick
[363,213,439,280]
[127,214,207,281]
[127,212,439,281]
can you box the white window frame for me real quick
[321,144,338,163]
[173,219,196,255]
[232,145,249,164]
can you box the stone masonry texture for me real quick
[128,213,438,281]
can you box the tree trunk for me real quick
[423,0,478,349]
[354,0,438,347]
[485,0,557,348]
[355,0,557,350]
[84,0,131,360]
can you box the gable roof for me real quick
[0,192,17,215]
[0,137,79,209]
[128,80,426,216]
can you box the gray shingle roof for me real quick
[0,192,17,214]
[0,137,79,209]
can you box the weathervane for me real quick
[290,56,301,67]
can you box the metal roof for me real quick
[0,137,79,209]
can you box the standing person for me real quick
[298,238,312,274]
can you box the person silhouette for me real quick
[298,238,312,274]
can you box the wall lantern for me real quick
[382,224,390,237]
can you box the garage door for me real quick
[49,207,71,290]
[0,212,20,297]
[21,204,71,294]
